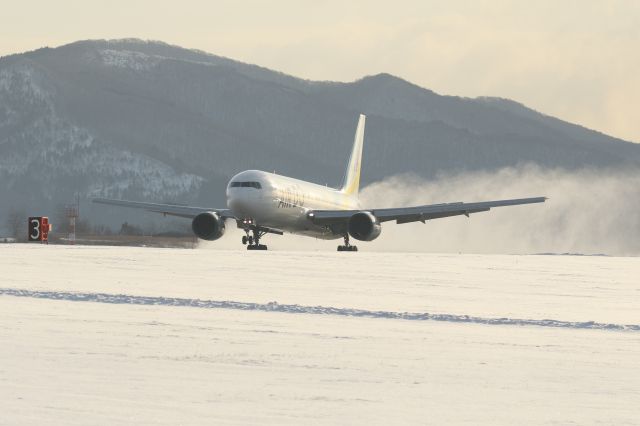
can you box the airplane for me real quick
[93,114,546,251]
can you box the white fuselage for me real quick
[226,170,359,239]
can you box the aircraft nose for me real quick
[227,196,242,212]
[227,191,251,215]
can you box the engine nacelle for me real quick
[191,212,226,241]
[348,211,382,241]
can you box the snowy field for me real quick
[1,245,639,425]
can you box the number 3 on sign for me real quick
[31,218,40,240]
[28,217,41,242]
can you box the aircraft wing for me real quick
[92,198,235,219]
[308,197,546,225]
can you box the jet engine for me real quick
[348,211,382,241]
[191,212,226,241]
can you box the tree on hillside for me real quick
[119,222,143,236]
[5,210,27,241]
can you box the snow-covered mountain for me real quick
[0,50,205,224]
[1,39,639,229]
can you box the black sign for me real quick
[28,217,43,242]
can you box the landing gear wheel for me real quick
[245,226,268,251]
[337,234,358,252]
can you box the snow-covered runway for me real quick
[1,245,639,425]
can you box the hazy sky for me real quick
[2,0,638,142]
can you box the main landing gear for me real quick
[337,234,358,252]
[242,228,268,251]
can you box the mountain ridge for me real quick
[1,38,638,231]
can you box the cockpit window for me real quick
[230,181,262,189]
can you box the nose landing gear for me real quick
[243,228,268,250]
[237,219,283,251]
[337,234,358,252]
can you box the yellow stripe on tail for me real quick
[340,114,366,197]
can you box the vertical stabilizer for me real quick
[340,114,366,197]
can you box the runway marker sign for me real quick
[28,217,51,243]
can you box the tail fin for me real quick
[340,114,366,197]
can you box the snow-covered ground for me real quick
[1,245,639,425]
